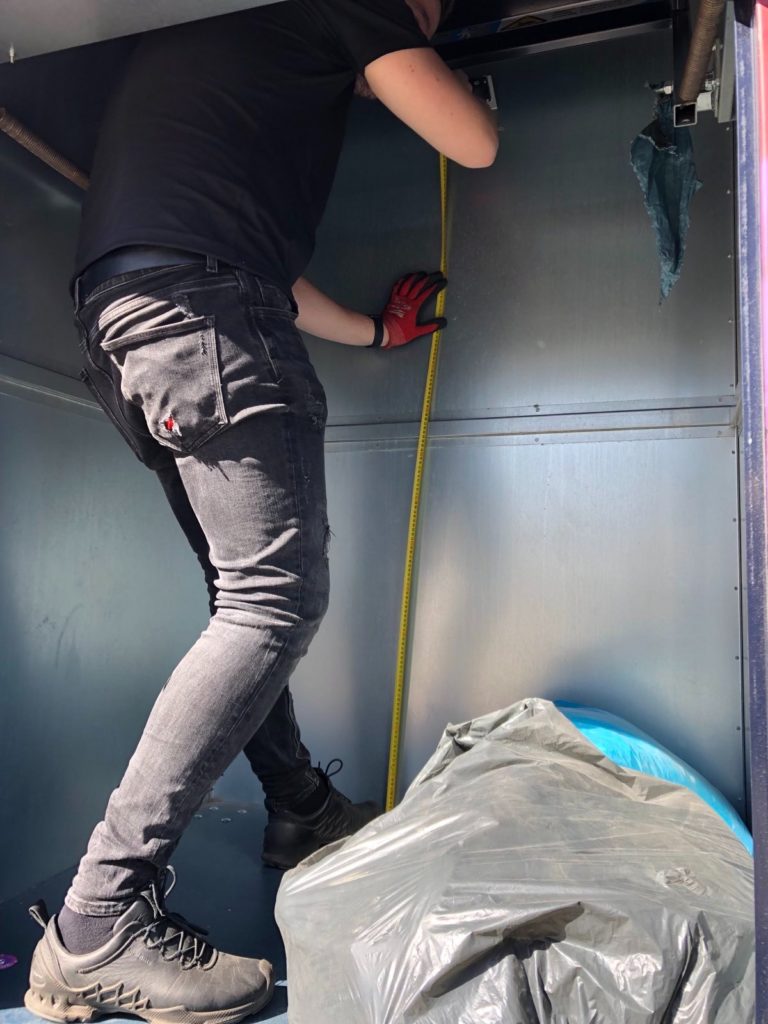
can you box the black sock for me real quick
[57,904,120,954]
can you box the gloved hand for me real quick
[378,271,447,348]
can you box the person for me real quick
[25,1,498,1020]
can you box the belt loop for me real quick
[206,255,218,273]
[74,275,82,311]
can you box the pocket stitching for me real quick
[100,315,210,353]
[149,317,227,453]
[244,301,283,385]
[95,278,238,329]
[248,306,296,321]
[102,316,227,454]
[200,317,228,445]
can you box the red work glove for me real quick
[376,271,447,348]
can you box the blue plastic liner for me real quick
[557,701,753,854]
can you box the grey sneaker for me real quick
[262,760,380,870]
[24,870,273,1024]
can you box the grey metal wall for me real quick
[0,392,208,902]
[0,25,743,902]
[289,28,744,811]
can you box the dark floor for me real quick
[0,802,289,1023]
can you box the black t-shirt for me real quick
[74,0,427,291]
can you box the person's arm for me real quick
[293,272,447,349]
[363,48,498,169]
[293,277,382,346]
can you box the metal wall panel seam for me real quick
[0,356,738,426]
[324,426,735,454]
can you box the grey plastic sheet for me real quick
[276,699,755,1023]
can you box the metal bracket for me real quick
[715,2,736,122]
[674,71,716,127]
[673,4,735,125]
[666,0,734,127]
[470,74,498,110]
[655,66,723,127]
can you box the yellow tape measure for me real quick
[385,152,449,812]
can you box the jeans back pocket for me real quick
[100,316,227,454]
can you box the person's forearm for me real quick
[292,277,389,346]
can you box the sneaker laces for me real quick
[138,867,213,970]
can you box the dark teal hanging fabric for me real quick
[630,96,702,300]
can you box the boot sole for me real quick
[262,852,308,871]
[24,974,275,1024]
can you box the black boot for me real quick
[262,761,380,870]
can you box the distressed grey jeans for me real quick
[66,261,330,914]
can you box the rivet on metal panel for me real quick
[237,808,247,815]
[208,805,219,812]
[221,817,232,823]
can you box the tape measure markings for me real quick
[386,153,449,812]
